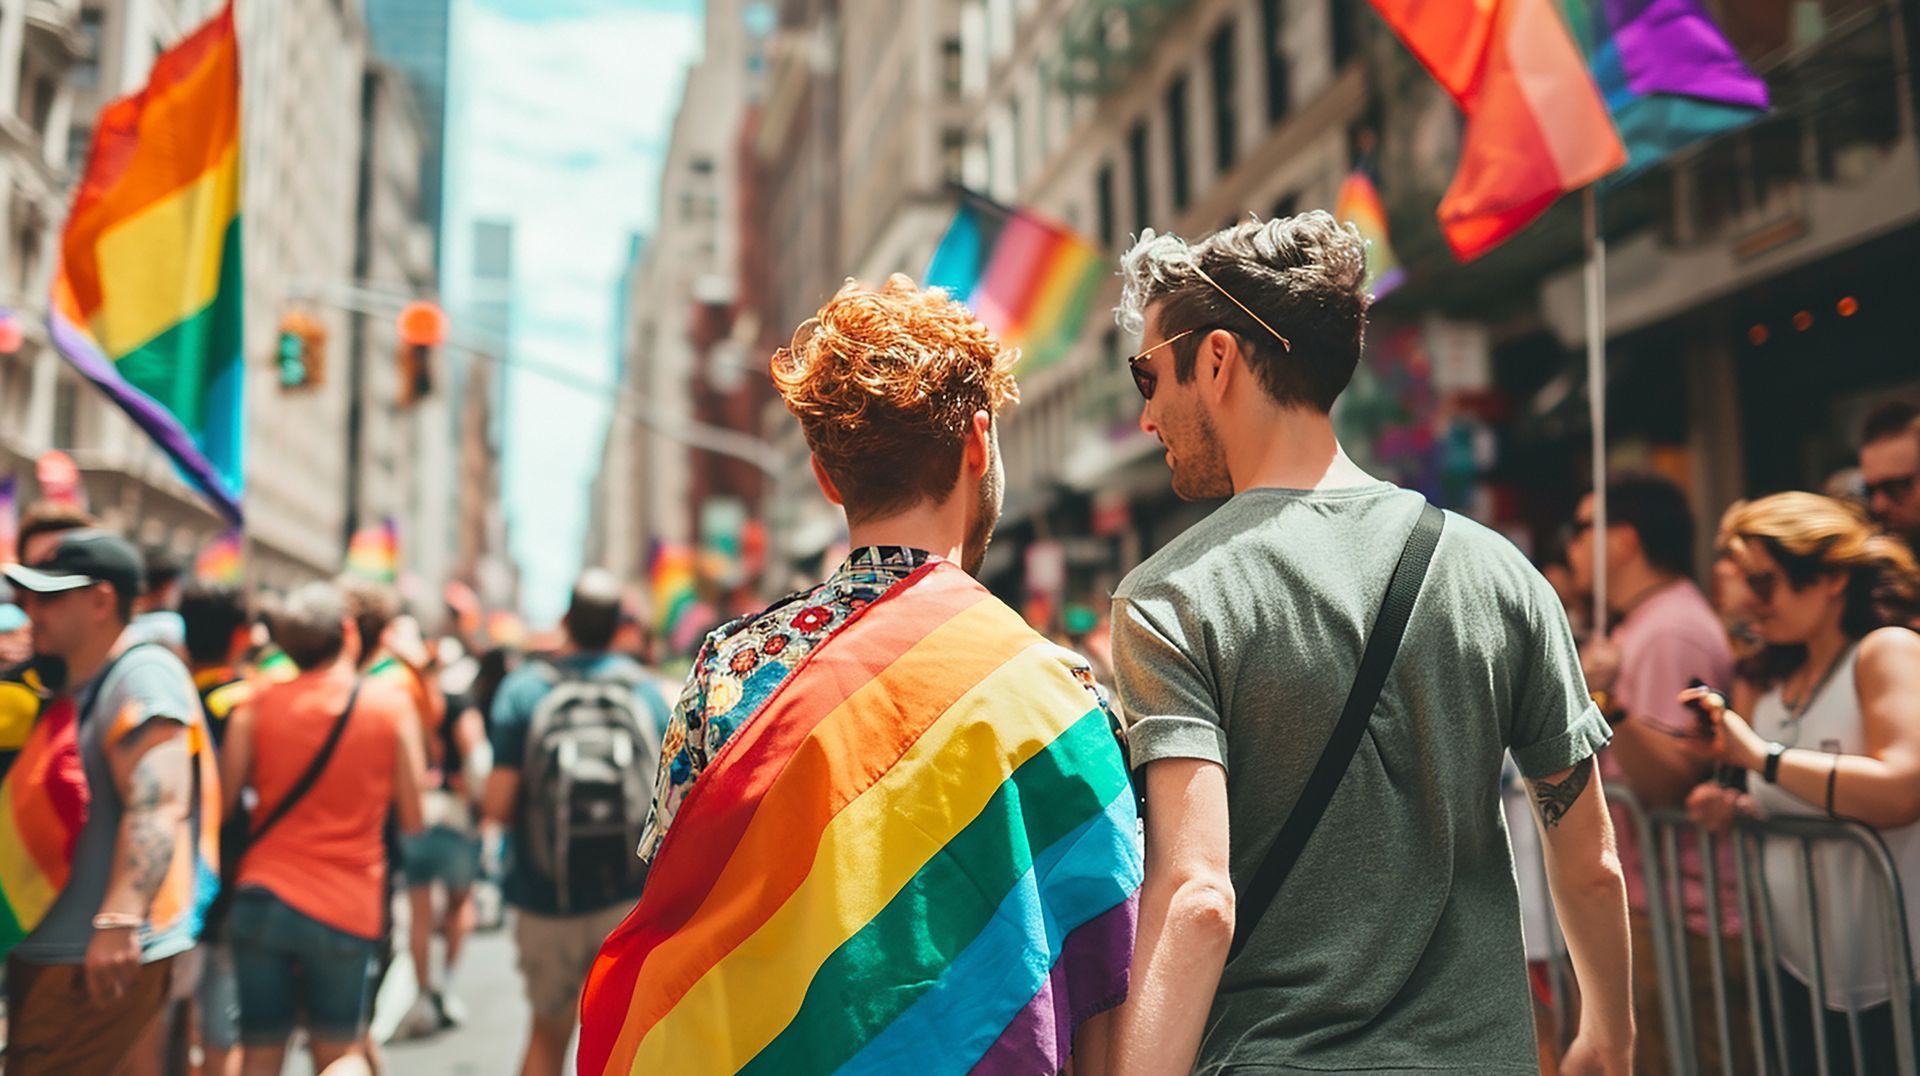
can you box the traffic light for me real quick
[275,312,326,389]
[396,301,448,408]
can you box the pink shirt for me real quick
[1603,579,1741,936]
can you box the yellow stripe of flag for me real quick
[90,141,240,358]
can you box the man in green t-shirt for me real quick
[1103,213,1633,1075]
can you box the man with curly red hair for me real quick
[578,275,1142,1075]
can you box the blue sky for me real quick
[444,0,704,622]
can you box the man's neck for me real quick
[1229,407,1375,494]
[65,630,121,688]
[1609,562,1677,617]
[843,504,965,564]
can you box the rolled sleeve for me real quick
[1510,701,1612,779]
[1110,595,1226,773]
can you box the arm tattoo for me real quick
[1531,756,1595,830]
[120,735,189,902]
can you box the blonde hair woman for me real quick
[1684,492,1920,1073]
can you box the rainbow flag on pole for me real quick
[194,529,244,584]
[926,190,1107,371]
[1335,170,1405,299]
[0,696,88,957]
[48,4,244,523]
[647,542,697,640]
[580,563,1141,1074]
[345,518,399,582]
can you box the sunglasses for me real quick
[1863,473,1918,502]
[1126,267,1292,402]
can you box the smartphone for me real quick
[1684,677,1718,735]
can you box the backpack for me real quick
[519,660,660,913]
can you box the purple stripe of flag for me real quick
[47,311,243,523]
[1605,0,1769,109]
[973,892,1138,1075]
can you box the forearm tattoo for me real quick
[120,737,189,902]
[1531,756,1595,830]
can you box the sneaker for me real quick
[433,990,467,1029]
[395,993,442,1041]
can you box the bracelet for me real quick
[1826,754,1841,817]
[91,912,141,932]
[1763,742,1787,784]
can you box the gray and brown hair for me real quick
[272,581,349,671]
[1117,211,1371,412]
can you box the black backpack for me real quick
[519,660,659,912]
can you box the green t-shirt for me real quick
[1112,483,1609,1075]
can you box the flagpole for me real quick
[1583,185,1608,639]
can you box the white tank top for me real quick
[1749,646,1920,1010]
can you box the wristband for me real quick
[1763,742,1787,784]
[91,912,141,932]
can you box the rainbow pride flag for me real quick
[195,529,243,584]
[1566,0,1769,176]
[1335,170,1405,299]
[926,190,1107,371]
[647,542,697,640]
[580,563,1141,1074]
[345,519,399,582]
[0,696,88,957]
[48,4,244,524]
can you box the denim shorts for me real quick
[401,825,482,891]
[225,889,379,1045]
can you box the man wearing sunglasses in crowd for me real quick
[1569,474,1748,1075]
[1102,211,1632,1075]
[1859,401,1920,554]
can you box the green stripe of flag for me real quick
[112,217,244,433]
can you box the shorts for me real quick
[402,824,482,891]
[197,942,242,1051]
[4,953,175,1075]
[226,889,379,1045]
[513,903,632,1022]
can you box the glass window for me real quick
[1167,76,1191,212]
[1210,23,1238,172]
[1262,0,1291,124]
[1096,162,1116,249]
[1128,119,1151,234]
[942,37,963,97]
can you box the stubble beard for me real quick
[961,448,1005,577]
[1170,407,1233,501]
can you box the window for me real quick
[942,129,966,182]
[1210,23,1238,173]
[942,37,963,97]
[28,76,56,138]
[1272,192,1298,220]
[67,124,92,176]
[73,9,104,89]
[1166,77,1191,212]
[1009,96,1023,190]
[1331,0,1358,69]
[1095,162,1116,249]
[52,378,78,450]
[1261,0,1291,124]
[1128,119,1151,234]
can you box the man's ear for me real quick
[1201,329,1237,407]
[810,454,846,508]
[963,410,992,478]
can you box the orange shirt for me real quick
[239,666,408,939]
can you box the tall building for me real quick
[363,0,450,251]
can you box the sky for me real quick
[443,0,705,623]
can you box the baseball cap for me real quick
[2,529,145,599]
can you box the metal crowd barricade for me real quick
[1540,787,1919,1076]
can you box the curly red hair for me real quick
[771,274,1019,522]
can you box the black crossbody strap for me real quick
[1228,502,1445,962]
[249,680,362,844]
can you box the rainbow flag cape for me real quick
[926,190,1107,371]
[48,4,244,524]
[1565,0,1767,176]
[1335,170,1405,299]
[580,562,1141,1074]
[195,529,244,584]
[345,519,399,582]
[0,695,88,957]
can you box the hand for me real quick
[1560,1034,1630,1076]
[1686,782,1751,834]
[83,923,141,1006]
[1580,637,1622,695]
[1677,686,1767,771]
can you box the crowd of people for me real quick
[0,505,676,1075]
[2,209,1918,1076]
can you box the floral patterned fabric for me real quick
[636,546,936,864]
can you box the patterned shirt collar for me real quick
[827,545,937,589]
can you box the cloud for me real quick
[445,0,705,621]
